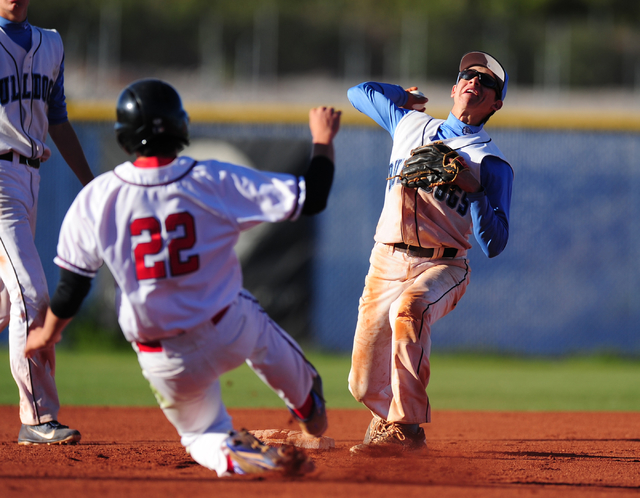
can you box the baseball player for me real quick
[24,79,340,476]
[0,0,93,445]
[347,51,513,454]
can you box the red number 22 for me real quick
[130,212,199,281]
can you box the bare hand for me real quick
[309,106,341,145]
[402,87,428,112]
[24,324,62,359]
[25,328,58,376]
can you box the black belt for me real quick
[0,151,40,168]
[392,243,458,259]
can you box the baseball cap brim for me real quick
[459,51,508,101]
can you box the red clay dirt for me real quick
[0,406,639,497]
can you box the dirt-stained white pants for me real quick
[349,242,470,425]
[0,158,59,426]
[135,289,317,476]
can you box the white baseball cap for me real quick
[459,51,508,101]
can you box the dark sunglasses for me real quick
[457,69,499,90]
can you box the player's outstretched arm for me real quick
[302,107,341,216]
[49,121,95,186]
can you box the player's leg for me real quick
[0,164,76,444]
[3,230,57,427]
[135,326,235,476]
[232,290,327,436]
[387,259,470,423]
[348,242,410,417]
[350,254,470,454]
[136,313,312,476]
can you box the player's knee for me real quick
[347,375,368,403]
[349,385,365,403]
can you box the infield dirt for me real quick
[1,406,639,497]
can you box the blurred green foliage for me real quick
[25,0,640,88]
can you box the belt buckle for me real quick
[22,156,40,168]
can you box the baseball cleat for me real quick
[289,374,328,437]
[350,417,427,456]
[224,429,314,475]
[18,421,81,445]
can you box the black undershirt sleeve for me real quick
[49,268,93,319]
[301,155,335,215]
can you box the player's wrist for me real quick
[312,137,332,145]
[312,143,334,161]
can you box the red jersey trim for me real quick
[133,157,176,169]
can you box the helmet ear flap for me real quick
[114,79,189,156]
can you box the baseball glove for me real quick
[391,141,465,190]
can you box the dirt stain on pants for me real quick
[348,242,469,424]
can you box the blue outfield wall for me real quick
[9,120,640,356]
[315,126,640,355]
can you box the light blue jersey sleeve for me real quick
[467,156,513,258]
[437,113,512,258]
[347,82,411,137]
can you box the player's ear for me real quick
[491,100,503,112]
[450,85,457,98]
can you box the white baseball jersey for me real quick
[54,157,305,343]
[0,26,63,159]
[376,112,509,252]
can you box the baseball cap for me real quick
[459,51,508,101]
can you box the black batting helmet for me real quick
[115,78,190,155]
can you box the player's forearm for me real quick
[302,155,334,215]
[348,81,409,108]
[50,268,93,318]
[48,121,95,186]
[24,269,92,357]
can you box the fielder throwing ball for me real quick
[347,52,513,453]
[0,0,93,445]
[25,79,341,476]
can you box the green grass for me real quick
[428,354,640,411]
[0,348,361,409]
[1,348,639,411]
